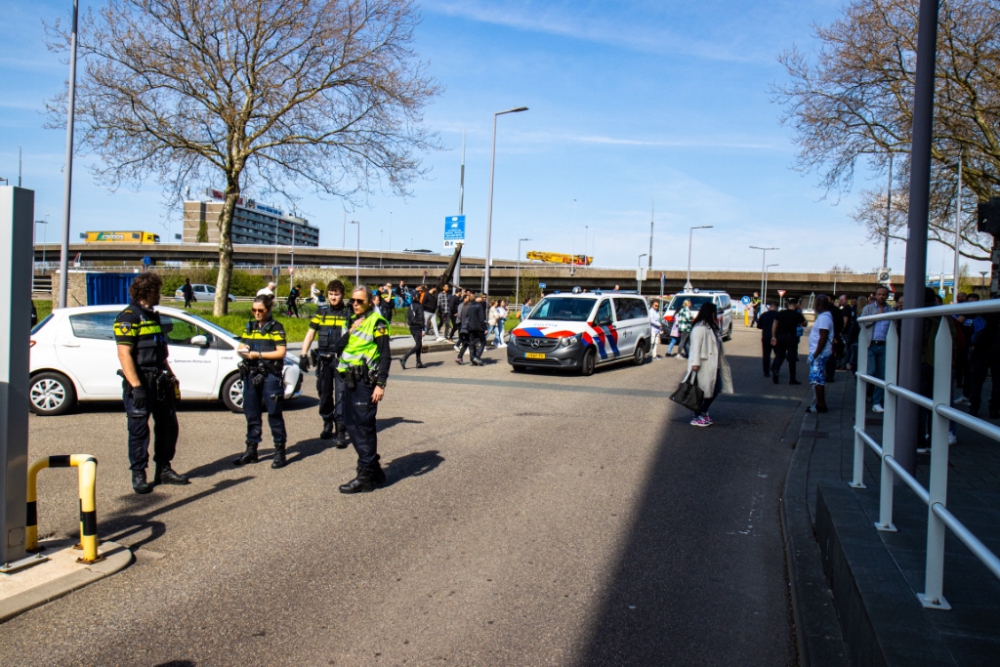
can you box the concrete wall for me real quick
[51,270,89,307]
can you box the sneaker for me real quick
[872,404,884,413]
[702,413,713,426]
[690,415,710,427]
[954,395,970,405]
[436,337,446,342]
[948,432,958,446]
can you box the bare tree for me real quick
[49,0,440,314]
[772,0,1000,289]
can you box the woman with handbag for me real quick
[683,302,734,427]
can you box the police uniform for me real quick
[330,308,392,493]
[308,303,353,445]
[234,317,289,468]
[114,301,187,492]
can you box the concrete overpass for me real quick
[33,242,887,299]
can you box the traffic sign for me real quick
[777,289,786,297]
[142,256,151,267]
[877,268,891,285]
[444,215,466,249]
[741,296,752,306]
[539,282,547,289]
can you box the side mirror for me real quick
[190,334,209,346]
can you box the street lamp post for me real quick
[57,0,80,309]
[685,226,713,290]
[34,219,48,274]
[350,220,360,287]
[750,245,779,306]
[484,106,528,297]
[637,253,648,293]
[516,237,531,310]
[764,263,779,304]
[380,229,383,269]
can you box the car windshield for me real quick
[668,295,713,312]
[528,297,596,322]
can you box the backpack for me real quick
[406,302,423,327]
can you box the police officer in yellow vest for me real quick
[328,286,392,493]
[233,294,289,469]
[114,272,189,494]
[299,279,352,446]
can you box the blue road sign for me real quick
[444,215,466,248]
[539,283,547,289]
[741,295,752,306]
[142,256,152,267]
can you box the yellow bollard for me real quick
[25,455,101,563]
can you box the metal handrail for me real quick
[853,300,1000,610]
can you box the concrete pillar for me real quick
[0,186,33,563]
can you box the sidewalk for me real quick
[785,371,1000,666]
[287,334,460,355]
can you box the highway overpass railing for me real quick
[854,301,1000,610]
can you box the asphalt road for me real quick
[1,327,807,667]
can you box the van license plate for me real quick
[525,353,546,360]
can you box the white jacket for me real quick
[684,322,734,398]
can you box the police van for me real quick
[662,290,734,342]
[507,291,652,376]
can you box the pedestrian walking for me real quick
[378,283,394,321]
[648,300,663,359]
[114,272,189,494]
[328,286,391,493]
[425,286,443,340]
[448,289,462,339]
[458,294,487,365]
[807,295,834,413]
[401,286,427,369]
[756,301,778,377]
[299,280,352,446]
[676,299,695,358]
[497,300,509,347]
[181,278,195,308]
[286,283,301,318]
[685,302,734,426]
[233,294,289,468]
[860,286,891,413]
[488,300,502,347]
[771,297,805,385]
[846,295,867,372]
[454,293,471,359]
[438,284,453,340]
[309,282,320,305]
[257,281,276,297]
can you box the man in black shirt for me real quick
[756,302,779,377]
[771,297,806,385]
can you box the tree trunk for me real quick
[214,177,240,316]
[991,233,1000,299]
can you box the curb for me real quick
[0,539,133,624]
[780,402,851,667]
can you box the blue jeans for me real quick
[666,337,678,355]
[867,341,887,406]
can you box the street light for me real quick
[484,106,529,297]
[685,226,713,290]
[349,220,360,287]
[750,245,779,306]
[637,253,648,293]
[379,229,383,269]
[57,0,80,309]
[764,263,779,304]
[516,237,531,310]
[34,219,49,273]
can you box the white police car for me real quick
[28,305,302,415]
[507,291,652,375]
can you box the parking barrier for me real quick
[25,455,102,563]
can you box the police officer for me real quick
[233,294,289,468]
[114,272,189,494]
[299,279,352,446]
[329,286,392,493]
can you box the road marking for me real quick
[390,375,801,405]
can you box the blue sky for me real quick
[1,0,980,276]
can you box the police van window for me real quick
[668,295,712,312]
[613,298,643,321]
[531,297,596,322]
[160,316,212,347]
[69,312,118,340]
[595,299,613,325]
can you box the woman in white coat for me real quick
[684,302,734,426]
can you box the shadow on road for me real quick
[100,477,254,551]
[376,416,424,432]
[382,450,444,488]
[569,350,797,667]
[154,661,196,667]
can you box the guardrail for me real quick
[26,455,102,563]
[854,301,1000,609]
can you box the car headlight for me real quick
[560,336,579,347]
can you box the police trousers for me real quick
[123,377,178,472]
[344,379,380,471]
[316,357,345,426]
[243,372,287,444]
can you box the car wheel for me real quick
[29,372,76,416]
[221,373,244,413]
[580,348,597,376]
[723,324,733,341]
[632,342,646,366]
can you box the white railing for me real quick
[854,301,1000,610]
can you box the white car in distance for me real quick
[29,305,302,416]
[174,283,237,303]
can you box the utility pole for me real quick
[454,131,465,289]
[954,153,962,298]
[57,0,80,309]
[648,198,654,270]
[884,152,893,270]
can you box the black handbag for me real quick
[670,372,704,412]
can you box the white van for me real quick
[662,290,734,341]
[507,292,652,375]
